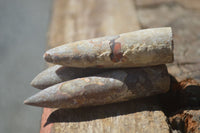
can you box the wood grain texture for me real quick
[136,0,200,10]
[136,0,200,82]
[40,0,170,132]
[48,0,140,48]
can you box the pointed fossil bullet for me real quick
[31,65,108,89]
[25,65,170,108]
[43,27,173,68]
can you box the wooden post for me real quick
[40,0,170,132]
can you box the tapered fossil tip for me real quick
[30,77,38,88]
[24,85,60,107]
[24,96,35,106]
[24,94,45,107]
[24,92,44,107]
[30,75,47,89]
[23,99,28,104]
[43,52,53,62]
[30,65,64,89]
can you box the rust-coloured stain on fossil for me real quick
[110,39,123,62]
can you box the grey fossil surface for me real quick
[25,65,170,108]
[44,27,173,68]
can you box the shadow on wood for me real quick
[158,75,200,116]
[44,96,160,127]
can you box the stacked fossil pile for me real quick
[24,27,174,109]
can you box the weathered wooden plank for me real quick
[169,110,200,133]
[135,0,200,10]
[40,0,170,132]
[43,97,170,133]
[136,1,200,82]
[135,0,174,7]
[48,0,140,48]
[167,79,200,133]
[135,2,200,132]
